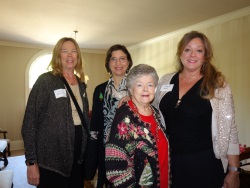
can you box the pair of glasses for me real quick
[110,56,127,63]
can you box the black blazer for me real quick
[84,81,109,187]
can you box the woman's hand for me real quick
[223,171,240,188]
[118,96,130,108]
[27,164,40,186]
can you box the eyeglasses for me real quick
[110,56,127,63]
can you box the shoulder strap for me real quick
[60,76,90,137]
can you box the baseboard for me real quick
[10,140,24,151]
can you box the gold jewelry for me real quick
[182,73,200,82]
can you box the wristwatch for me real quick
[228,166,241,173]
[25,161,36,166]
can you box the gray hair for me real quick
[126,64,159,90]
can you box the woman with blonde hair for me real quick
[22,37,90,188]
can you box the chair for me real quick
[0,140,8,169]
[0,131,11,156]
[240,147,250,162]
[0,170,14,188]
[239,147,250,188]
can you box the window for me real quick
[25,50,89,103]
[29,53,52,88]
[25,50,52,103]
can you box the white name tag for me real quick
[54,89,67,98]
[160,84,174,92]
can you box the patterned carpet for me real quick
[3,155,35,188]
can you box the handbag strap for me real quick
[60,76,90,137]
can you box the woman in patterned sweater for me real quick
[105,64,170,187]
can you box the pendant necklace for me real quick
[175,99,181,108]
[183,75,197,82]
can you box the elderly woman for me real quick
[105,64,169,188]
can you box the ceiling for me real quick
[1,0,249,50]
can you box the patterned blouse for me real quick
[105,100,169,187]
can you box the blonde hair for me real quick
[176,31,225,99]
[48,37,85,82]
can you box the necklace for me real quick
[182,73,200,82]
[175,99,181,108]
[64,74,77,85]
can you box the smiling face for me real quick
[109,50,129,77]
[130,75,156,107]
[60,41,78,72]
[180,37,205,72]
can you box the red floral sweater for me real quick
[105,100,169,187]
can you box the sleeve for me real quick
[223,85,240,155]
[105,110,136,187]
[21,74,50,163]
[84,86,103,180]
[152,77,163,109]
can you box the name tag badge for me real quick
[54,89,67,98]
[160,84,174,92]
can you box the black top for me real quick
[159,73,213,155]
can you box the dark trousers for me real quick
[37,163,84,188]
[170,149,225,188]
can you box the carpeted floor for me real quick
[1,155,98,188]
[2,155,35,188]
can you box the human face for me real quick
[109,50,129,77]
[60,41,78,71]
[130,75,156,107]
[180,38,205,72]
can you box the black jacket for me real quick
[85,81,111,187]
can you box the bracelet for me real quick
[228,166,241,173]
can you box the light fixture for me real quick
[73,30,78,40]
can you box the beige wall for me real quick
[0,45,108,150]
[83,52,109,106]
[1,7,249,151]
[128,8,250,146]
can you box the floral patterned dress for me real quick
[105,100,169,188]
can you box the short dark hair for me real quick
[105,44,133,73]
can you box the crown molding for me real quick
[0,41,51,49]
[128,6,250,50]
[0,40,106,54]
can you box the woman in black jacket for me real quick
[86,44,133,187]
